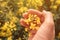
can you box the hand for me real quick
[20,9,55,40]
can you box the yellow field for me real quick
[0,0,60,40]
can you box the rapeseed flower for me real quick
[56,0,60,4]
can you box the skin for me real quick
[20,9,55,40]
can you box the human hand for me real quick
[20,9,55,40]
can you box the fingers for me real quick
[29,29,37,35]
[28,9,43,18]
[28,30,37,40]
[21,9,44,27]
[23,9,43,19]
[23,9,44,22]
[21,9,54,29]
[42,10,54,25]
[20,18,29,27]
[23,13,28,19]
[20,9,55,40]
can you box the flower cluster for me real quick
[24,14,41,37]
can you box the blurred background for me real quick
[0,0,60,40]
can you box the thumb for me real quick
[43,10,54,25]
[32,10,55,40]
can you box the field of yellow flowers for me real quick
[0,0,60,40]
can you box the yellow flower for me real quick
[53,5,57,9]
[56,0,60,4]
[35,0,43,6]
[50,5,57,10]
[25,28,28,31]
[0,2,7,7]
[27,0,31,2]
[9,22,16,29]
[24,14,33,24]
[0,21,12,37]
[6,29,12,37]
[18,37,21,40]
[14,27,17,31]
[58,32,60,39]
[2,22,8,30]
[30,22,36,30]
[35,27,40,30]
[50,0,54,2]
[29,32,32,37]
[11,16,18,23]
[24,19,29,25]
[7,36,12,40]
[0,11,3,13]
[1,32,6,36]
[17,1,23,7]
[18,7,28,15]
[36,17,41,24]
